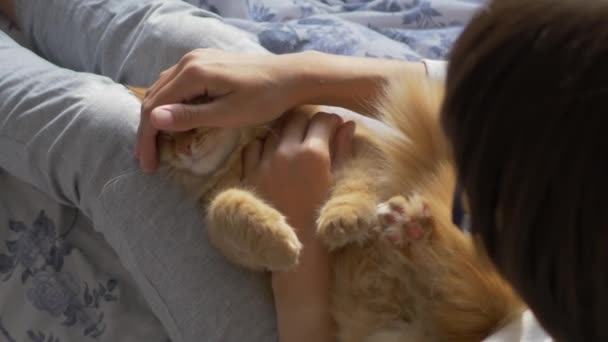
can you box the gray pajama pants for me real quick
[0,1,275,341]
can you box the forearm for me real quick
[284,51,426,116]
[272,276,334,342]
[272,219,335,342]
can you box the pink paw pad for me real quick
[404,222,424,240]
[376,195,432,246]
[382,213,397,225]
[389,202,405,214]
[384,229,404,245]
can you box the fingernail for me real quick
[346,121,356,137]
[330,114,342,125]
[152,106,174,128]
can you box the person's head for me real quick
[441,0,608,340]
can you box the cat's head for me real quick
[125,86,245,176]
[158,127,242,176]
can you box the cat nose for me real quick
[175,140,192,157]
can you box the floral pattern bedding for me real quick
[0,0,482,341]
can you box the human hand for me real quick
[242,112,354,228]
[135,48,417,173]
[242,111,355,342]
[136,49,299,172]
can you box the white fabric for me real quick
[423,59,449,81]
[485,310,553,342]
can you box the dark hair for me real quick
[441,1,608,340]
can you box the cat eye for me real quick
[452,184,470,231]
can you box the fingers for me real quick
[151,99,259,130]
[134,65,180,170]
[243,122,282,181]
[136,118,159,172]
[143,67,210,118]
[303,112,343,152]
[151,103,206,131]
[136,91,207,172]
[332,121,356,169]
[142,49,231,122]
[262,129,281,162]
[280,112,310,146]
[136,49,229,171]
[146,65,178,100]
[145,48,221,103]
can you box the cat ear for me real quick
[126,85,148,101]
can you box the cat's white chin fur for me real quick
[179,129,241,175]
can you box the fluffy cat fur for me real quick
[127,76,524,341]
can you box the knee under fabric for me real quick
[0,4,276,340]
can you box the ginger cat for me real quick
[128,76,524,341]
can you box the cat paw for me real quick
[317,195,377,250]
[209,214,302,272]
[376,194,433,246]
[250,218,303,272]
[207,189,302,272]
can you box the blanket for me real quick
[0,1,483,341]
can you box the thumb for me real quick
[332,121,356,170]
[150,101,234,131]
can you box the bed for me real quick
[1,1,546,342]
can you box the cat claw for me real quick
[376,194,433,246]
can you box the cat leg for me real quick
[207,188,302,272]
[317,167,379,250]
[376,194,433,246]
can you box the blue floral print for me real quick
[0,0,482,340]
[1,212,118,340]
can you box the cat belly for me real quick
[330,221,523,342]
[331,242,435,342]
